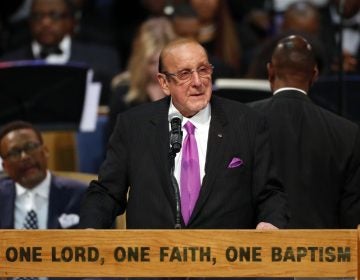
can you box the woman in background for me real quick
[190,0,242,75]
[108,17,177,135]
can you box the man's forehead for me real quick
[163,43,207,65]
[165,41,203,54]
[4,129,37,142]
[32,0,67,11]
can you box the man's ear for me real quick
[2,159,9,175]
[267,62,275,83]
[157,73,171,96]
[44,145,50,158]
[310,65,319,86]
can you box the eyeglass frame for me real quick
[161,63,214,82]
[2,142,43,162]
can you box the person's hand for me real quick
[342,51,358,72]
[256,222,278,230]
[331,50,358,72]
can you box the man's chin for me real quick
[20,171,46,189]
[189,100,208,113]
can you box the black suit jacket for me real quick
[0,174,87,229]
[0,40,120,104]
[79,95,289,229]
[249,90,360,228]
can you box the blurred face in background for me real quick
[282,2,320,35]
[147,50,161,83]
[190,0,219,23]
[333,0,360,18]
[172,16,200,39]
[1,129,49,189]
[30,0,75,47]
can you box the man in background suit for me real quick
[0,0,120,105]
[0,120,87,229]
[79,38,289,230]
[249,35,360,228]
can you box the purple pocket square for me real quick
[228,157,243,168]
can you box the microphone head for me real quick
[168,112,183,123]
[168,112,183,154]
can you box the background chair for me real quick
[213,78,272,103]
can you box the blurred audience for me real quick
[108,17,177,136]
[321,0,360,73]
[238,8,273,73]
[113,0,185,69]
[0,0,32,56]
[280,1,329,73]
[281,1,320,34]
[74,0,118,48]
[171,2,200,39]
[0,120,87,229]
[246,1,328,79]
[190,0,242,76]
[0,0,120,105]
[170,2,236,80]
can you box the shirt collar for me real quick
[168,100,211,129]
[15,170,51,199]
[32,35,71,61]
[273,87,307,96]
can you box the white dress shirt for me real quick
[273,87,307,95]
[168,101,211,187]
[331,6,360,56]
[14,170,51,229]
[32,35,71,64]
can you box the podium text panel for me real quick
[0,230,358,277]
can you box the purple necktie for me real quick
[180,121,201,225]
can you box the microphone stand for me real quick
[168,114,183,229]
[169,147,182,229]
[337,0,345,116]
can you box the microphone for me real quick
[169,113,183,154]
[168,112,183,229]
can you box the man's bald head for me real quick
[158,38,207,73]
[268,35,318,91]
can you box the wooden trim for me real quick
[52,171,97,184]
[0,229,358,278]
[358,225,360,280]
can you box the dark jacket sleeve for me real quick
[252,115,290,228]
[79,114,129,229]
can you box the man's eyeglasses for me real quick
[162,64,214,82]
[3,142,42,162]
[30,12,71,22]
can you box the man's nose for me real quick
[20,150,30,159]
[191,71,202,85]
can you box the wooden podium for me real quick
[0,229,359,278]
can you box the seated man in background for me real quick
[0,120,87,229]
[0,0,120,105]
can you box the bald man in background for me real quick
[249,35,360,229]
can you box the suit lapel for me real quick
[190,96,228,222]
[148,98,175,207]
[28,45,36,59]
[0,181,16,228]
[47,176,61,229]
